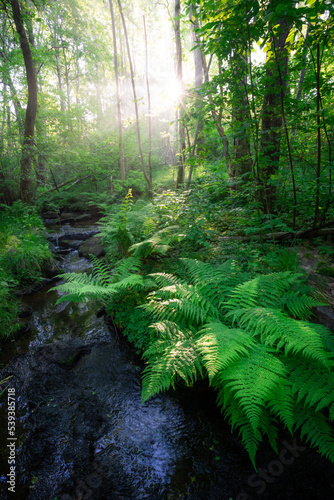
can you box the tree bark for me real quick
[175,0,185,188]
[108,0,125,180]
[259,17,291,213]
[228,53,252,181]
[143,16,152,192]
[117,0,151,189]
[10,0,38,204]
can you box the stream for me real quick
[1,218,334,499]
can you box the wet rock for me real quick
[46,228,100,245]
[18,303,33,318]
[42,211,59,219]
[58,213,91,224]
[316,306,334,331]
[78,236,105,258]
[59,239,82,250]
[42,260,62,278]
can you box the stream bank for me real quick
[1,217,334,499]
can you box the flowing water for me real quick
[1,220,334,500]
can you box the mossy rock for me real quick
[78,236,105,258]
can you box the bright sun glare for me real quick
[159,77,183,107]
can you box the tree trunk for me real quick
[189,4,203,89]
[175,0,185,188]
[259,17,291,212]
[108,0,125,180]
[117,0,151,190]
[143,16,152,192]
[228,53,252,181]
[10,0,38,204]
[54,29,65,113]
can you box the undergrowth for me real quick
[53,187,334,468]
[0,202,53,339]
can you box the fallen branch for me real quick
[219,221,334,243]
[37,175,91,197]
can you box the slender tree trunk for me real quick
[117,0,151,189]
[228,53,252,181]
[0,83,13,204]
[143,16,152,192]
[53,26,65,113]
[175,0,185,188]
[10,0,38,204]
[314,41,321,228]
[259,17,291,213]
[0,49,25,137]
[189,4,202,89]
[62,43,70,114]
[108,0,125,180]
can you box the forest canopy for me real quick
[0,0,333,226]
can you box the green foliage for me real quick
[0,273,20,339]
[0,202,52,284]
[100,190,150,261]
[139,259,334,468]
[0,202,52,339]
[56,227,334,467]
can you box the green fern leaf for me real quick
[295,405,334,462]
[142,334,202,403]
[196,321,255,379]
[227,307,331,368]
[216,345,287,432]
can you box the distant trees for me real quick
[184,0,334,225]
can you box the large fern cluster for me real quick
[53,250,334,468]
[140,259,334,467]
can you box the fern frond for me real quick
[312,323,334,353]
[142,297,211,325]
[113,256,142,280]
[227,272,305,310]
[142,335,202,403]
[53,272,112,303]
[146,282,221,324]
[149,320,183,338]
[52,270,146,304]
[149,272,184,288]
[216,345,287,432]
[195,321,255,379]
[279,291,322,318]
[222,400,262,469]
[89,255,113,286]
[295,405,334,462]
[288,362,334,416]
[227,307,331,368]
[181,258,220,285]
[129,225,183,258]
[266,381,295,433]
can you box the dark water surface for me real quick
[1,221,334,499]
